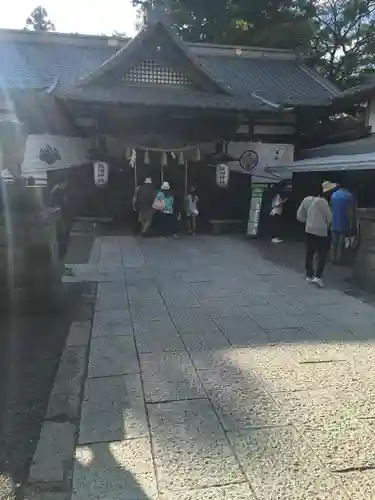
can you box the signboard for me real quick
[247,184,266,237]
[94,161,109,186]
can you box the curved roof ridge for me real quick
[76,18,231,95]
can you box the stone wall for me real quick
[354,208,375,291]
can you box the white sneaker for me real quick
[271,238,283,244]
[312,277,324,288]
[306,277,314,284]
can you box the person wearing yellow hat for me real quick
[297,182,332,287]
[322,181,338,195]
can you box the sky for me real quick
[0,0,138,36]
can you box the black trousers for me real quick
[305,233,330,279]
[160,213,177,236]
[270,214,282,239]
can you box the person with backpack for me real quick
[296,181,333,287]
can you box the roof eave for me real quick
[76,18,231,95]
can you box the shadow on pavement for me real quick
[0,283,95,500]
[72,442,153,500]
[69,233,375,499]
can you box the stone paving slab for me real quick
[135,329,186,353]
[140,351,205,402]
[46,345,87,420]
[189,348,242,371]
[132,317,177,336]
[66,321,91,347]
[180,330,231,351]
[304,420,375,470]
[168,306,220,333]
[72,439,157,500]
[200,299,250,319]
[88,336,139,377]
[211,390,285,430]
[29,422,75,483]
[92,309,133,337]
[214,317,265,337]
[229,427,348,500]
[79,375,148,444]
[252,360,355,393]
[131,308,172,323]
[95,282,128,311]
[335,470,375,500]
[274,386,375,430]
[36,235,375,499]
[24,492,70,500]
[159,483,255,499]
[148,400,245,491]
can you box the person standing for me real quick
[297,182,332,287]
[270,188,287,244]
[135,177,156,236]
[50,177,72,272]
[330,181,354,264]
[186,185,199,235]
[154,181,177,238]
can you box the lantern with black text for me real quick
[94,161,109,186]
[216,164,230,187]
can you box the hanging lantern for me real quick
[161,151,168,166]
[144,150,150,164]
[178,151,184,166]
[129,149,137,168]
[216,164,230,188]
[94,161,109,186]
[194,148,201,162]
[126,147,132,160]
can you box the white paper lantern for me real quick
[94,161,109,186]
[216,164,230,187]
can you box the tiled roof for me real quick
[0,38,115,90]
[56,85,273,112]
[0,29,340,109]
[197,55,340,106]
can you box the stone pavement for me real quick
[30,235,375,499]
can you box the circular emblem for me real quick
[239,150,259,172]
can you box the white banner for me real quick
[21,134,92,176]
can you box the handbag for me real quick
[152,198,165,211]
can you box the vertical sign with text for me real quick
[247,184,266,237]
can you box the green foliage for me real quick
[133,0,313,49]
[132,0,375,87]
[311,0,375,86]
[25,5,55,31]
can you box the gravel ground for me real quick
[0,282,96,500]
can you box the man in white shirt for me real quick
[297,181,333,287]
[270,190,287,243]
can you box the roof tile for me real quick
[0,31,340,108]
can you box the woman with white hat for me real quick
[153,181,178,237]
[297,181,332,287]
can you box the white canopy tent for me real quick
[267,152,375,174]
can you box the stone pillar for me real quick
[0,117,63,313]
[354,208,375,290]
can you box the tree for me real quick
[25,5,55,31]
[132,0,315,50]
[133,0,375,87]
[310,0,375,87]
